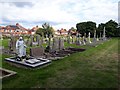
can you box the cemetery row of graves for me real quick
[0,28,119,88]
[3,29,107,62]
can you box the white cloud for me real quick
[0,0,119,30]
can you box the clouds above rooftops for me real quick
[0,0,119,30]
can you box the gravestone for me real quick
[75,33,81,45]
[102,27,106,40]
[99,32,102,40]
[67,35,71,44]
[59,37,64,50]
[47,35,53,52]
[0,46,4,54]
[52,37,59,52]
[72,36,75,44]
[30,35,34,46]
[92,30,97,43]
[96,35,99,41]
[82,36,86,45]
[8,36,17,52]
[36,35,41,46]
[88,32,92,43]
[30,35,39,46]
[84,33,87,43]
[0,33,3,40]
[30,47,45,58]
[41,36,44,44]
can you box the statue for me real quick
[16,37,27,60]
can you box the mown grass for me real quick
[1,38,119,88]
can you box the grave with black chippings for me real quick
[0,67,16,79]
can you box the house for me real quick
[0,23,29,36]
[68,29,77,36]
[30,25,39,35]
[54,28,68,36]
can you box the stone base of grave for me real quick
[87,39,108,47]
[5,57,51,69]
[0,67,16,79]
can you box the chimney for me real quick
[16,23,19,26]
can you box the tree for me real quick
[42,23,54,38]
[105,20,118,37]
[97,23,105,37]
[36,27,44,37]
[76,21,96,37]
[36,23,54,38]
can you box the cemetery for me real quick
[0,0,119,87]
[0,23,119,88]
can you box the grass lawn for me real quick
[1,38,119,88]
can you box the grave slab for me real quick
[5,57,51,69]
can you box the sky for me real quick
[0,0,119,30]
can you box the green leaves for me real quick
[36,23,54,38]
[76,21,96,37]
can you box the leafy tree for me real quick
[105,20,118,37]
[42,23,54,38]
[36,28,44,37]
[76,21,96,37]
[36,22,54,38]
[97,23,105,37]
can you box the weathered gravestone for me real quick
[92,30,97,43]
[102,27,106,41]
[8,36,17,52]
[51,37,59,52]
[30,47,45,58]
[36,35,41,46]
[0,33,3,40]
[30,35,34,46]
[84,33,87,43]
[96,35,99,41]
[67,35,71,44]
[99,32,102,40]
[88,32,92,43]
[0,46,4,54]
[59,37,64,50]
[82,36,86,45]
[30,35,39,46]
[75,33,81,45]
[72,36,75,44]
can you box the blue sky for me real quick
[0,0,119,30]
